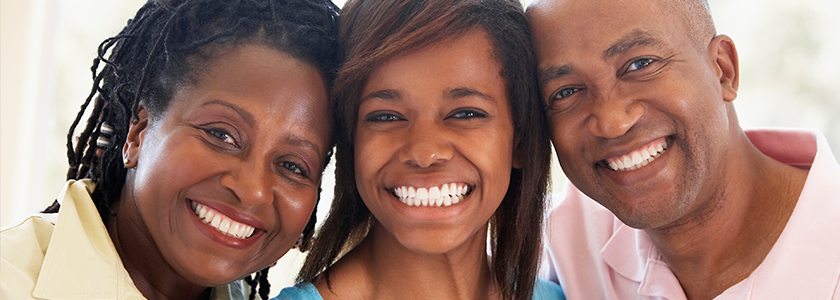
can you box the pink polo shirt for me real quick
[542,129,840,300]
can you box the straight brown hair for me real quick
[298,0,552,299]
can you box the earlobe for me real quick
[711,35,739,102]
[122,105,150,169]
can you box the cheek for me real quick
[353,133,394,188]
[276,187,319,234]
[548,118,578,159]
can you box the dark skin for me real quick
[314,31,512,300]
[108,45,331,300]
[527,0,808,298]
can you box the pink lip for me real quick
[186,199,266,249]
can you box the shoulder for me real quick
[532,279,566,300]
[275,282,322,300]
[544,182,620,248]
[1,214,57,300]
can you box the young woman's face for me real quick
[120,44,331,285]
[354,30,518,254]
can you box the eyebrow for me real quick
[284,135,322,156]
[602,29,664,60]
[446,87,494,102]
[361,88,495,103]
[361,89,401,102]
[538,30,665,86]
[202,99,256,127]
[539,65,575,88]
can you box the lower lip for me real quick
[391,193,472,221]
[602,143,672,186]
[186,200,263,249]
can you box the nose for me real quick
[219,158,273,206]
[586,92,645,139]
[398,121,454,168]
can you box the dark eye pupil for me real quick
[283,162,301,173]
[458,111,475,118]
[636,59,650,68]
[377,115,396,121]
[560,89,575,98]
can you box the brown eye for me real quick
[365,111,404,123]
[280,161,308,177]
[553,87,579,100]
[449,108,487,120]
[627,57,655,71]
[205,128,238,147]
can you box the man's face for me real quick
[528,0,735,230]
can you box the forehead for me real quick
[528,0,686,63]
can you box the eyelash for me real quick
[623,57,659,75]
[279,161,309,178]
[365,112,403,123]
[204,127,238,147]
[551,87,581,101]
[449,108,487,119]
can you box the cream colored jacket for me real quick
[1,180,245,300]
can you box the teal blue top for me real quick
[274,279,565,300]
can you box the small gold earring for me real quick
[123,156,130,165]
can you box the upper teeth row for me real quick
[191,201,255,239]
[608,139,669,171]
[393,183,470,207]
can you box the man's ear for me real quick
[122,105,150,168]
[710,34,739,102]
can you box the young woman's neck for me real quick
[316,221,500,300]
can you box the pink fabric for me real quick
[542,129,840,300]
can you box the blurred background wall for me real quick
[2,0,838,296]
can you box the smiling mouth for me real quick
[605,137,670,171]
[392,183,472,207]
[190,201,255,239]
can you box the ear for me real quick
[512,137,523,169]
[122,105,150,168]
[710,35,739,102]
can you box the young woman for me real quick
[280,0,563,299]
[0,0,338,299]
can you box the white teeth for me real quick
[393,183,471,207]
[607,138,670,172]
[429,187,441,199]
[631,152,643,165]
[190,201,256,239]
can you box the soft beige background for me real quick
[2,0,838,297]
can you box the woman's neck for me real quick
[316,221,499,300]
[107,197,210,300]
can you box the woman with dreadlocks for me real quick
[0,0,338,299]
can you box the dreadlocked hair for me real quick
[49,0,338,299]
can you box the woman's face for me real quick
[355,30,518,254]
[119,44,331,285]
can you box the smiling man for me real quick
[527,0,840,299]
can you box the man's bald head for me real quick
[662,0,716,50]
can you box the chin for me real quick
[392,230,463,254]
